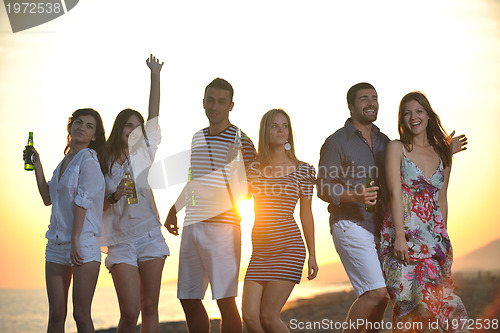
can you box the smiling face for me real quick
[403,99,430,137]
[269,112,290,147]
[203,87,234,128]
[349,88,379,125]
[69,114,96,147]
[121,114,142,147]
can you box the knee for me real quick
[364,287,389,305]
[180,299,203,313]
[242,310,260,330]
[48,306,67,325]
[260,311,279,331]
[72,307,91,325]
[141,299,159,317]
[120,304,140,325]
[217,297,239,317]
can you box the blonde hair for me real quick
[257,108,299,168]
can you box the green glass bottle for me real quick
[365,174,375,212]
[24,132,35,171]
[187,167,195,206]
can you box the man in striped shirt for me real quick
[165,78,256,333]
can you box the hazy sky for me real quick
[1,0,499,289]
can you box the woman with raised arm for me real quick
[25,108,106,332]
[242,109,318,333]
[99,55,168,333]
[380,91,467,332]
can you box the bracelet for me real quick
[107,192,119,204]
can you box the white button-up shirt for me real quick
[46,148,105,243]
[99,124,162,247]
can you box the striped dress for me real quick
[245,162,316,283]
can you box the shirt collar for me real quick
[344,118,380,138]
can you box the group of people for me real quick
[26,54,468,333]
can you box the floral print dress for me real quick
[379,147,468,332]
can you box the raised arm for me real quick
[299,195,318,280]
[25,147,51,206]
[385,140,409,264]
[146,54,164,125]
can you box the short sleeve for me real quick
[241,131,257,171]
[74,150,105,209]
[246,161,260,188]
[299,163,316,197]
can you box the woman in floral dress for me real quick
[380,91,468,332]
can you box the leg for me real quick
[180,299,210,333]
[343,287,389,333]
[138,258,166,333]
[242,281,265,333]
[72,261,100,333]
[217,297,242,333]
[110,263,141,333]
[259,280,295,333]
[178,226,209,333]
[331,221,388,333]
[46,262,72,333]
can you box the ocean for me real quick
[0,282,351,333]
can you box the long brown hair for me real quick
[398,91,452,169]
[65,108,106,174]
[104,108,147,175]
[257,108,299,168]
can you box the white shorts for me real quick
[331,220,386,296]
[45,237,101,266]
[178,223,241,300]
[105,227,169,270]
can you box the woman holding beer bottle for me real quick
[99,55,169,333]
[25,108,106,332]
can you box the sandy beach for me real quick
[96,272,500,333]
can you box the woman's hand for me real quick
[146,54,163,74]
[113,178,133,200]
[307,255,319,280]
[70,239,83,266]
[394,236,410,265]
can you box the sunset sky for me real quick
[1,0,499,290]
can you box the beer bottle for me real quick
[124,166,138,204]
[365,174,376,212]
[187,167,195,206]
[24,132,35,171]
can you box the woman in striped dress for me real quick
[242,109,318,333]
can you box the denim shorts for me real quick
[105,227,169,270]
[45,237,101,266]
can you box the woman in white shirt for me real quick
[99,55,169,333]
[27,108,106,332]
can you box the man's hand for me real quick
[362,185,379,206]
[449,130,468,154]
[164,206,179,235]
